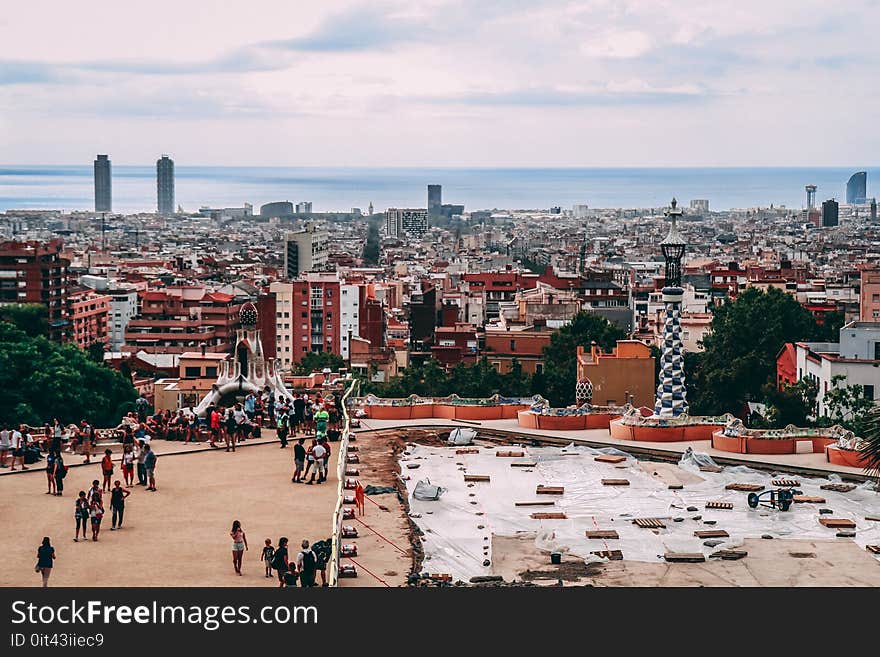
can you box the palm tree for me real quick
[860,405,880,483]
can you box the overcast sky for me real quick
[1,1,878,167]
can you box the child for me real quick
[261,539,275,578]
[101,449,114,492]
[121,444,135,488]
[90,497,104,542]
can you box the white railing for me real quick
[328,378,358,587]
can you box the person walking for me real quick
[276,409,288,449]
[261,539,275,579]
[135,440,147,486]
[272,537,289,588]
[53,450,66,496]
[74,491,89,542]
[143,444,157,491]
[35,537,55,587]
[89,496,104,542]
[296,540,317,587]
[121,444,135,487]
[79,421,93,465]
[209,406,221,448]
[308,441,326,485]
[225,408,238,452]
[320,437,331,484]
[101,449,114,492]
[109,480,130,530]
[230,520,248,576]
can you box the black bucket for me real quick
[550,552,562,565]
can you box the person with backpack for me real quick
[296,539,317,587]
[35,537,56,587]
[53,450,66,496]
[272,537,290,588]
[45,449,58,495]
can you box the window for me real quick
[864,384,875,400]
[873,294,879,303]
[875,342,880,360]
[205,367,217,378]
[510,339,516,351]
[536,363,543,374]
[184,366,201,378]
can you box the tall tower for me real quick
[157,155,175,215]
[654,198,688,417]
[805,185,817,210]
[94,154,112,212]
[428,184,442,220]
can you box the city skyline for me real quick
[1,1,879,167]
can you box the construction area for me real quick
[341,426,880,587]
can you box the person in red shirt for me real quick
[209,407,221,448]
[100,449,114,492]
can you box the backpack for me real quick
[301,549,316,572]
[57,462,68,479]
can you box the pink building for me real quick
[68,286,110,349]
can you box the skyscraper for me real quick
[94,154,112,212]
[822,199,839,227]
[846,171,867,204]
[157,155,175,215]
[428,184,442,219]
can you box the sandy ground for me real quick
[491,534,880,586]
[0,436,338,587]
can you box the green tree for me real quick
[0,322,137,428]
[362,218,381,265]
[0,303,47,338]
[821,374,876,435]
[759,378,818,428]
[294,351,345,375]
[539,311,626,406]
[689,287,821,415]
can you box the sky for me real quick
[1,0,878,167]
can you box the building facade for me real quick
[428,185,442,219]
[68,287,110,349]
[822,199,839,227]
[386,208,428,237]
[576,341,655,407]
[157,155,175,215]
[284,225,329,279]
[0,239,70,342]
[846,171,867,205]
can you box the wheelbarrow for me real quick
[747,488,800,512]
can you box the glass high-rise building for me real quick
[94,154,112,212]
[157,155,175,215]
[427,184,442,219]
[846,171,867,204]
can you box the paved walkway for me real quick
[354,417,874,481]
[0,431,338,587]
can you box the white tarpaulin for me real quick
[400,443,880,582]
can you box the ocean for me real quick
[0,165,876,214]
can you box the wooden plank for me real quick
[633,518,666,529]
[792,495,825,504]
[695,530,730,539]
[594,454,627,464]
[710,550,747,561]
[819,518,857,529]
[699,465,723,473]
[496,451,524,457]
[536,485,565,495]
[664,552,706,563]
[866,545,880,554]
[820,483,857,492]
[772,479,800,487]
[455,448,480,455]
[585,530,619,540]
[725,483,764,492]
[514,501,556,507]
[668,484,684,490]
[591,550,624,561]
[705,501,734,510]
[510,462,538,468]
[602,479,630,486]
[866,516,880,522]
[531,512,567,520]
[464,474,490,482]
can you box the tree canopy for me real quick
[689,287,826,415]
[294,350,345,375]
[0,303,48,338]
[0,322,137,428]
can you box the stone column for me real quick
[654,286,688,417]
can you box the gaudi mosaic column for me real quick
[654,198,688,417]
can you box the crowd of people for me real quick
[14,384,347,587]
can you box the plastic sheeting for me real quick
[413,479,443,501]
[447,428,476,445]
[400,443,880,582]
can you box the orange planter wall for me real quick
[826,447,868,467]
[744,438,796,455]
[711,432,745,453]
[609,419,634,440]
[366,403,528,421]
[517,411,539,429]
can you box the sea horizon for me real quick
[1,164,876,215]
